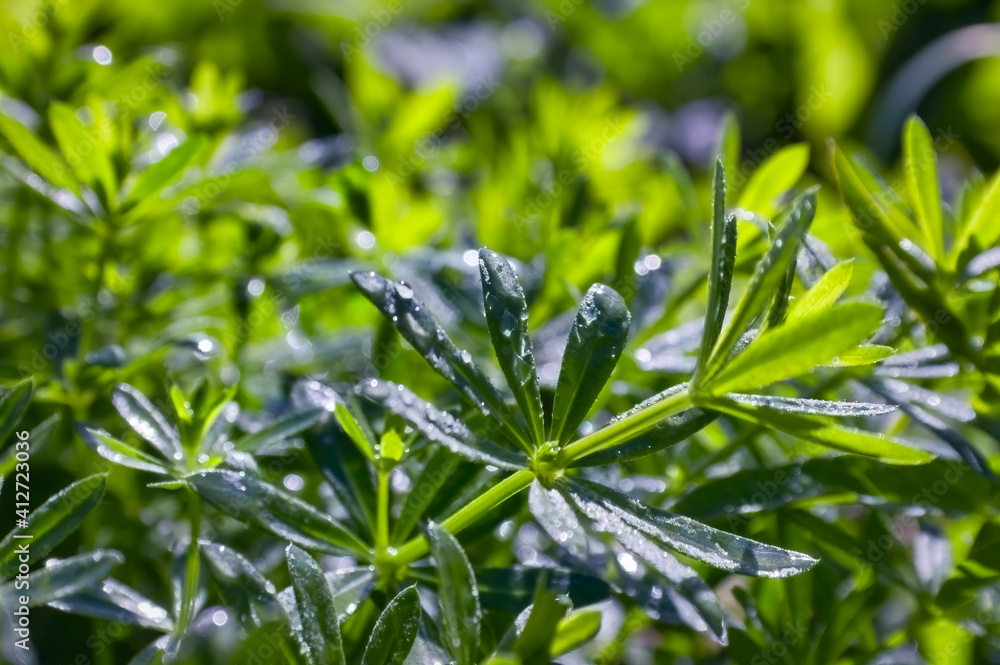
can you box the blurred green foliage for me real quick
[1,0,1000,663]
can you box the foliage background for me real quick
[2,0,1000,663]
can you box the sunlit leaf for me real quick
[707,303,884,394]
[479,248,546,447]
[550,284,631,444]
[112,384,184,463]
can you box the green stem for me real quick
[556,386,691,466]
[172,491,202,649]
[390,468,535,567]
[376,469,390,556]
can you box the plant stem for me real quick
[171,491,202,651]
[556,386,692,466]
[390,468,535,567]
[376,469,390,556]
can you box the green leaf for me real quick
[833,148,933,281]
[351,270,530,451]
[479,248,546,447]
[277,567,374,626]
[0,473,108,577]
[234,407,324,453]
[185,470,369,556]
[707,302,884,394]
[724,393,896,417]
[696,396,935,464]
[428,522,481,665]
[125,136,207,206]
[48,579,174,631]
[737,144,810,218]
[13,550,124,606]
[902,116,945,259]
[0,377,34,445]
[201,541,283,627]
[335,402,376,462]
[0,112,78,192]
[285,544,346,665]
[718,111,740,205]
[695,161,737,380]
[550,284,631,444]
[360,586,421,665]
[77,425,172,474]
[571,383,717,467]
[562,477,818,577]
[957,170,1000,258]
[508,579,571,665]
[393,449,476,544]
[787,260,853,320]
[49,102,116,204]
[700,188,818,383]
[821,344,895,367]
[355,379,527,470]
[474,566,612,614]
[551,610,602,657]
[0,412,60,478]
[112,383,184,463]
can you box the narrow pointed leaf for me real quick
[48,579,174,631]
[0,378,34,445]
[696,161,737,379]
[564,478,817,577]
[788,260,854,321]
[361,586,421,665]
[0,113,78,192]
[696,395,935,464]
[126,136,207,205]
[334,402,376,462]
[719,111,740,205]
[617,533,727,643]
[529,481,591,560]
[708,302,884,394]
[355,379,527,470]
[286,545,346,665]
[1,474,108,577]
[479,249,546,447]
[49,102,116,201]
[551,610,602,657]
[509,581,571,664]
[475,566,612,614]
[351,270,530,449]
[186,470,369,555]
[234,407,324,453]
[112,384,184,463]
[726,393,896,417]
[18,550,124,606]
[428,522,481,665]
[702,188,817,382]
[737,144,810,218]
[77,425,172,474]
[201,541,283,627]
[961,170,1000,254]
[550,284,631,444]
[278,567,375,632]
[902,116,945,259]
[823,344,895,366]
